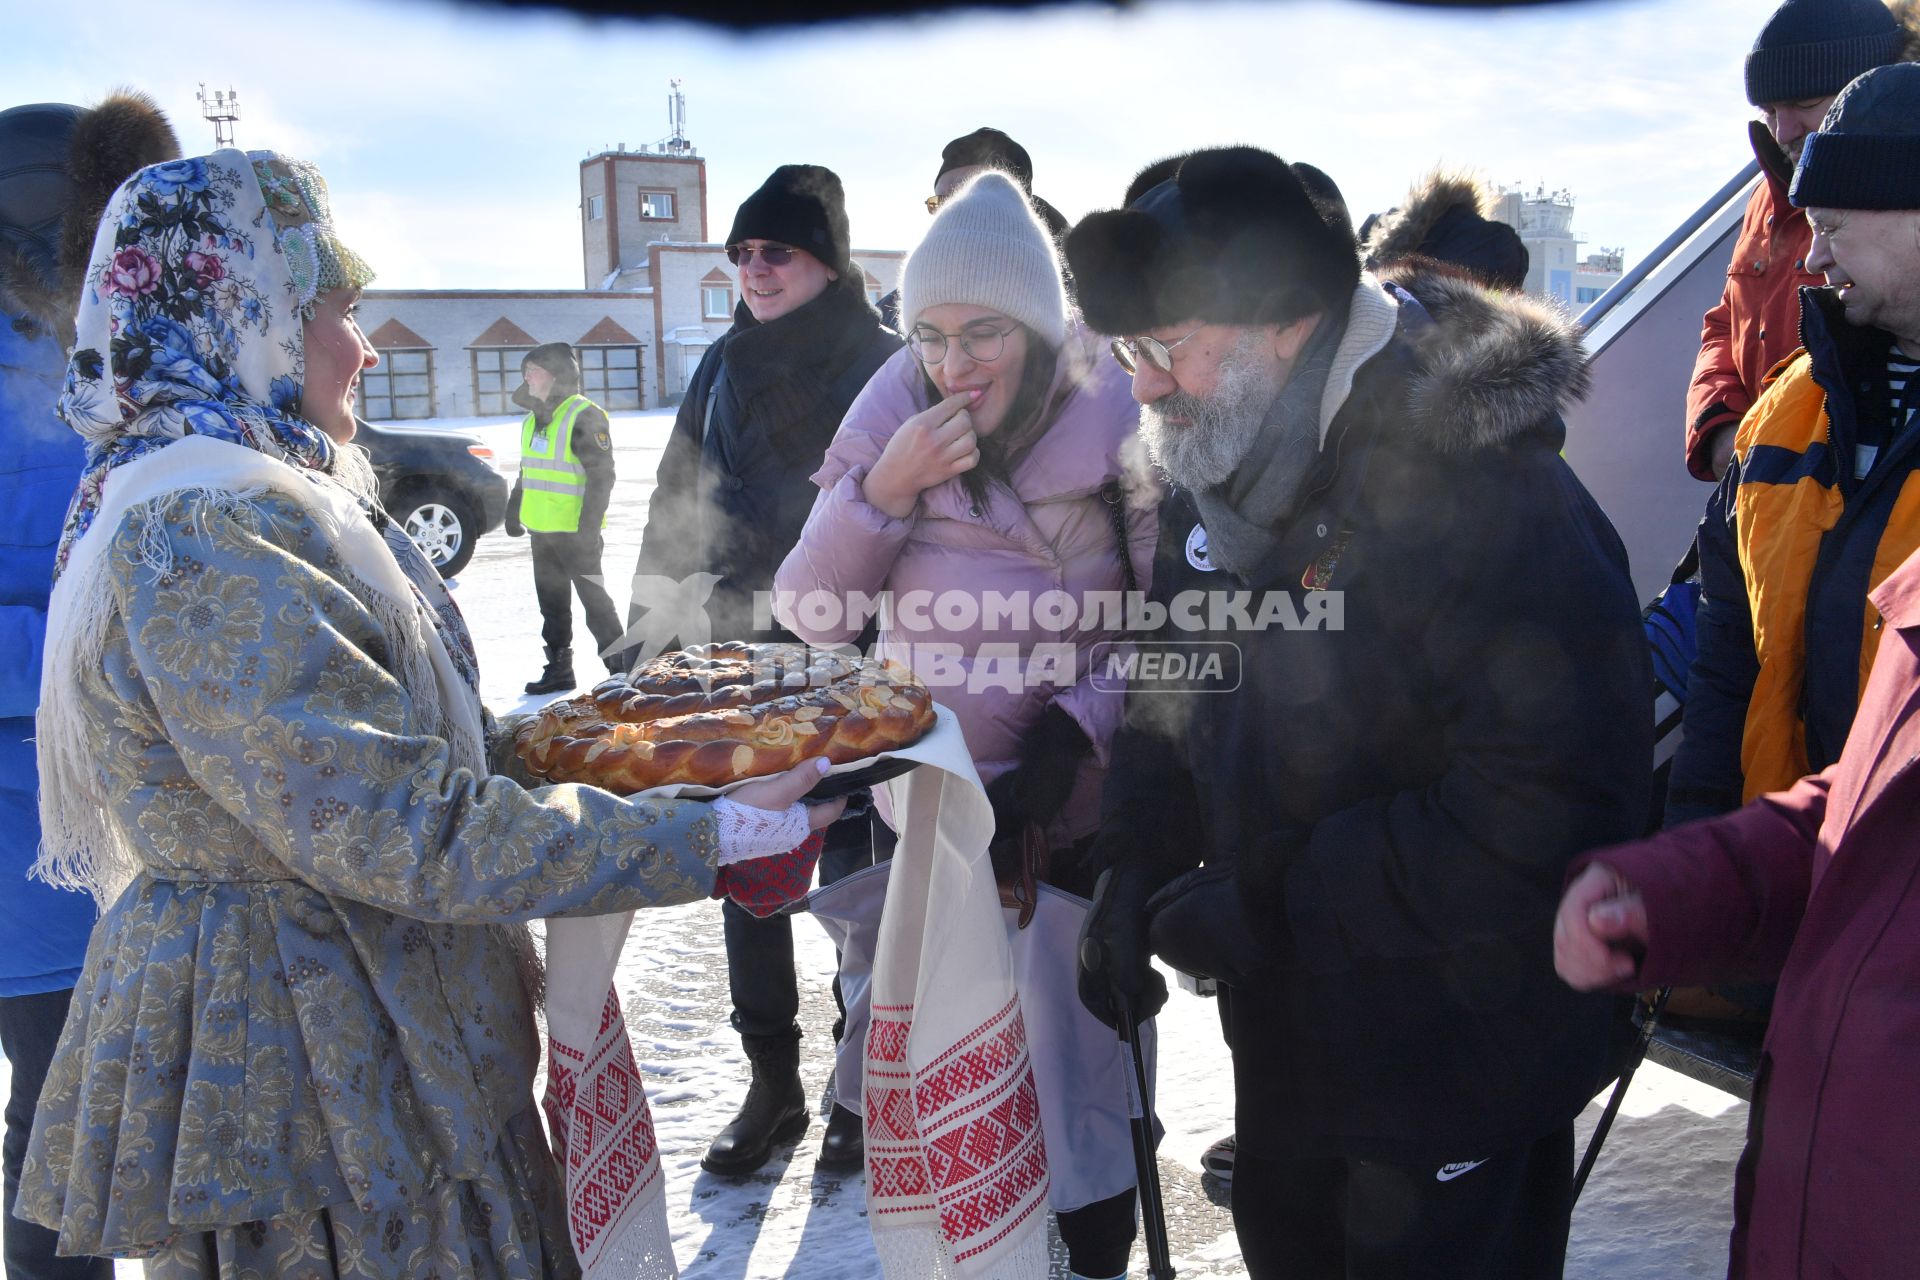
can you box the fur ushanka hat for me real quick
[1065,145,1360,335]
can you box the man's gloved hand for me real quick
[986,704,1091,843]
[504,517,525,537]
[504,487,524,537]
[574,528,604,562]
[1077,865,1170,1030]
[1145,864,1283,989]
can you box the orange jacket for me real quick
[1685,130,1825,481]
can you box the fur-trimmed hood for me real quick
[1377,261,1591,453]
[1900,0,1920,63]
[0,91,179,346]
[1362,168,1529,292]
[1363,169,1497,264]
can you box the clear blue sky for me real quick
[4,0,1775,289]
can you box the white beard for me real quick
[1138,329,1287,491]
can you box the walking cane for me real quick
[1083,934,1177,1279]
[1572,986,1671,1201]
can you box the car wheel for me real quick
[396,488,478,578]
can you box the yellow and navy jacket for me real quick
[1666,287,1920,826]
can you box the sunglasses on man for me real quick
[1109,325,1203,375]
[726,242,798,267]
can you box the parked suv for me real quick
[355,417,510,578]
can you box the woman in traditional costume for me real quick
[16,149,837,1279]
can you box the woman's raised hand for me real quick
[862,391,981,518]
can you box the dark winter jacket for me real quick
[0,92,178,995]
[1576,544,1920,1279]
[1100,265,1651,1163]
[1666,286,1920,827]
[629,276,899,649]
[1684,124,1823,481]
[0,311,95,997]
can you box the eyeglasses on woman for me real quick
[907,319,1020,365]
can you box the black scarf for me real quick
[720,276,883,461]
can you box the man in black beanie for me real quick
[625,162,899,1177]
[930,127,1067,237]
[1067,147,1650,1278]
[1669,57,1920,917]
[1554,66,1920,1279]
[877,127,1067,329]
[1683,0,1914,482]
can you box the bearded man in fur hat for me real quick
[0,88,181,1280]
[1067,146,1651,1279]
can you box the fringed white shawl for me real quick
[35,433,486,906]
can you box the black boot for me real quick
[701,1034,809,1177]
[524,645,575,695]
[816,1102,864,1172]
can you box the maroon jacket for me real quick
[1577,547,1920,1277]
[1684,125,1824,481]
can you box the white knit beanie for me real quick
[899,171,1067,348]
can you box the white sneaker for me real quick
[1201,1133,1236,1183]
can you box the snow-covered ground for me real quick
[3,407,1748,1278]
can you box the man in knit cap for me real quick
[625,162,899,1176]
[1558,68,1920,1278]
[928,127,1068,237]
[1066,147,1650,1278]
[1683,0,1915,482]
[1666,34,1920,997]
[877,127,1068,330]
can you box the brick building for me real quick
[355,147,903,419]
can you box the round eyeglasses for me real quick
[907,320,1019,365]
[1110,326,1204,374]
[726,242,797,267]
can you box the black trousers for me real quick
[0,989,112,1280]
[1056,1188,1138,1278]
[726,808,894,1043]
[529,530,623,660]
[1232,1125,1576,1280]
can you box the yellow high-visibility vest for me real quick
[518,394,601,532]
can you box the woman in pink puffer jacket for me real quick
[773,172,1157,1280]
[774,171,1155,877]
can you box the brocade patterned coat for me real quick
[16,483,723,1273]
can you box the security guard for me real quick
[505,342,621,693]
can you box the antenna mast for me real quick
[196,83,241,148]
[665,79,690,154]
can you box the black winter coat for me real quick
[628,277,900,650]
[1101,266,1651,1163]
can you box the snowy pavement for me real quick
[6,407,1747,1278]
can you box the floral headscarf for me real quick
[53,148,374,575]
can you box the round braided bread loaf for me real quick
[512,642,936,793]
